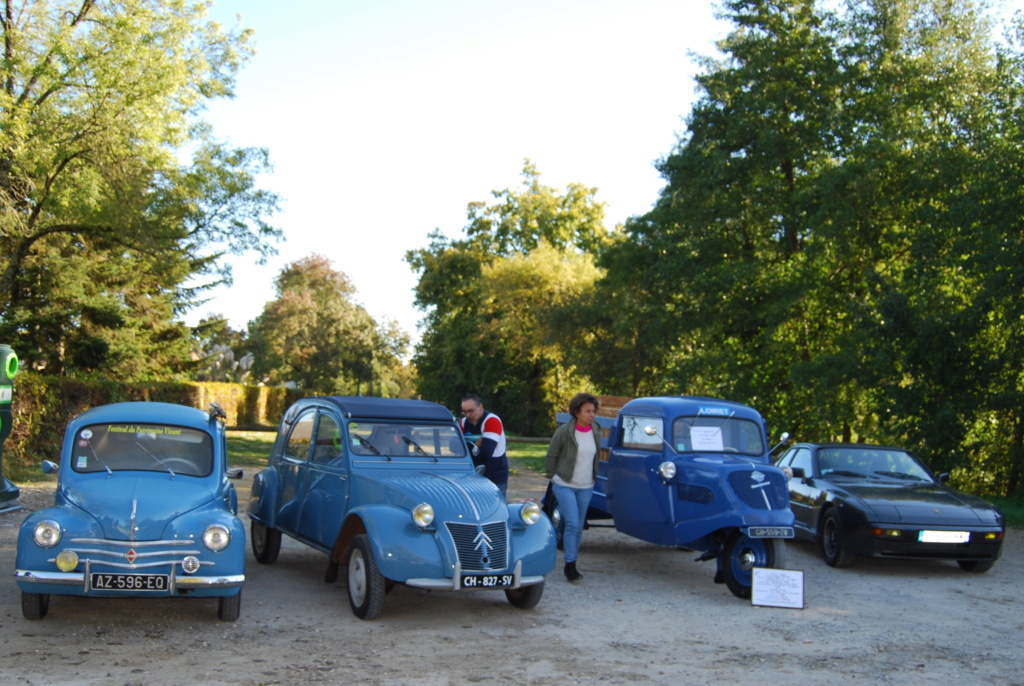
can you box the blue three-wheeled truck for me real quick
[544,396,794,598]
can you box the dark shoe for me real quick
[564,561,582,582]
[713,569,725,584]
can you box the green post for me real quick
[0,344,20,505]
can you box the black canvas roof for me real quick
[315,396,456,422]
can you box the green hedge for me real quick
[0,373,301,480]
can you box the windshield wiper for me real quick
[827,470,866,478]
[402,436,436,461]
[873,470,927,481]
[85,441,113,475]
[136,441,176,477]
[355,436,389,460]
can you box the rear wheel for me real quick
[722,531,787,599]
[251,519,281,564]
[506,581,545,609]
[347,534,386,620]
[958,559,995,573]
[820,509,856,568]
[21,592,49,620]
[218,592,241,622]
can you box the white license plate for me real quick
[461,574,514,589]
[918,530,970,543]
[90,573,169,591]
[748,527,795,539]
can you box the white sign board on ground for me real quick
[751,567,805,609]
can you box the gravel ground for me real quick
[1,465,1022,686]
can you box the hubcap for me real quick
[349,551,367,605]
[738,548,757,571]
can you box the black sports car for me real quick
[775,443,1004,571]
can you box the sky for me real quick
[193,0,1024,346]
[190,0,731,342]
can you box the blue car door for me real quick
[276,409,315,532]
[606,413,674,545]
[297,411,351,548]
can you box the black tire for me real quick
[722,531,787,599]
[218,592,241,622]
[958,559,996,573]
[820,509,856,568]
[506,581,545,610]
[21,592,49,620]
[347,534,386,620]
[251,519,281,564]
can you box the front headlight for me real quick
[412,503,435,528]
[202,524,231,551]
[520,501,542,526]
[658,461,677,480]
[33,520,62,548]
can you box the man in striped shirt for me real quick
[459,394,509,498]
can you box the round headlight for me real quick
[520,501,542,526]
[182,556,201,574]
[202,524,230,552]
[33,520,62,548]
[56,550,79,572]
[658,461,677,480]
[412,503,435,528]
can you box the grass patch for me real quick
[508,440,548,475]
[227,430,276,468]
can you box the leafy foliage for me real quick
[247,254,410,396]
[0,0,281,378]
[407,161,609,434]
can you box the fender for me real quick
[344,505,447,582]
[506,503,558,576]
[248,469,280,528]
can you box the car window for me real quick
[671,415,765,455]
[285,411,315,461]
[71,423,213,477]
[788,447,812,475]
[312,413,343,464]
[348,421,466,458]
[620,416,663,451]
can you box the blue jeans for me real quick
[551,482,594,564]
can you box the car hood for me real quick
[62,474,217,540]
[352,468,503,522]
[836,480,1001,526]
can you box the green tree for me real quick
[407,161,609,434]
[248,254,409,395]
[0,0,281,378]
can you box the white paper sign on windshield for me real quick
[690,426,724,451]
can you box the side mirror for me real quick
[938,472,950,484]
[769,431,792,455]
[227,467,244,480]
[42,460,59,474]
[790,467,806,479]
[643,425,676,453]
[466,440,480,458]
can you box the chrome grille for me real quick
[444,521,509,572]
[61,537,211,571]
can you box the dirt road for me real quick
[2,466,1021,686]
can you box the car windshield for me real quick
[818,447,933,482]
[71,423,214,477]
[348,421,467,459]
[671,415,765,456]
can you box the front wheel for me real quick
[22,592,49,620]
[218,592,241,622]
[251,519,282,564]
[722,531,787,599]
[820,509,856,568]
[958,559,995,573]
[506,581,545,610]
[347,534,386,620]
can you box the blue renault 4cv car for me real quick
[546,396,794,599]
[249,396,556,620]
[14,402,246,621]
